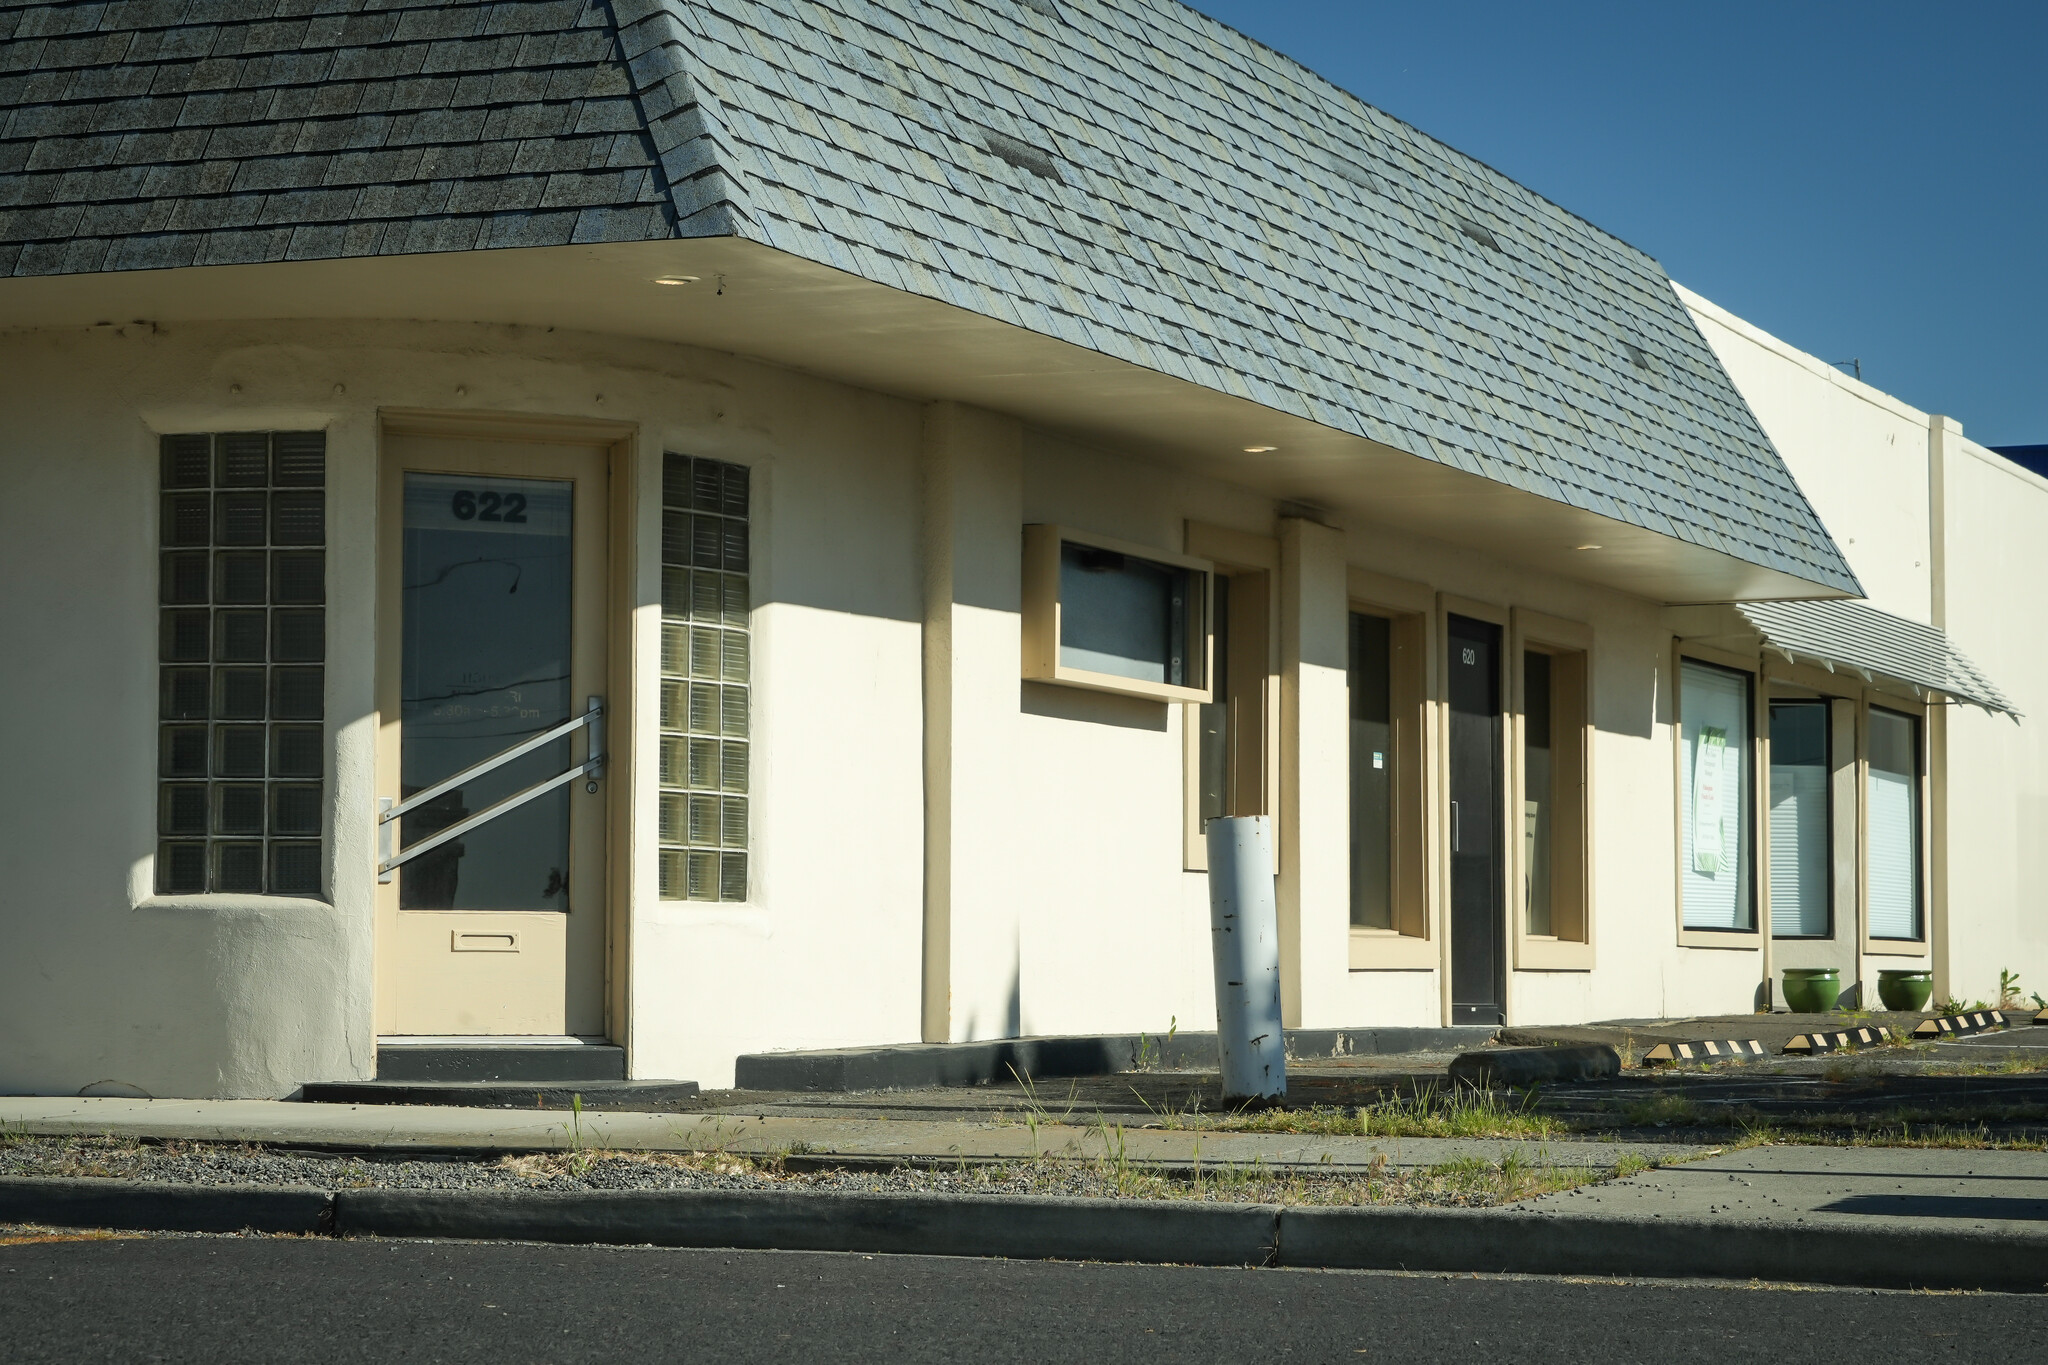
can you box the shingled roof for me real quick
[0,0,1858,593]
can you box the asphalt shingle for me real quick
[0,0,1851,589]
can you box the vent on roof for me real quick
[1017,0,1061,16]
[1453,217,1501,252]
[982,129,1063,183]
[1622,341,1653,372]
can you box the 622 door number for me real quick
[450,489,528,523]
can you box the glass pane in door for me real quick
[400,473,574,911]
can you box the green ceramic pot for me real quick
[1781,967,1842,1013]
[1877,970,1934,1012]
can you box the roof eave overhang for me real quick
[0,236,1853,605]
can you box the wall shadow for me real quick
[1019,680,1170,732]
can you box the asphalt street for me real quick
[2,1235,2041,1363]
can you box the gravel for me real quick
[0,1135,1598,1208]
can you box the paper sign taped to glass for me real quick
[1693,726,1727,875]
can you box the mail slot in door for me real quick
[451,931,520,953]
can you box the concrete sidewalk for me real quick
[1525,1143,2048,1234]
[0,1096,1686,1172]
[4,1096,2045,1290]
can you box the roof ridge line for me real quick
[602,0,755,238]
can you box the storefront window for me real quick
[1867,707,1922,940]
[1768,701,1830,937]
[1680,660,1753,930]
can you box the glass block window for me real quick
[657,453,750,902]
[156,431,326,896]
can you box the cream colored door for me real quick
[375,431,609,1036]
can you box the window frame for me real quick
[1510,609,1593,971]
[1181,522,1276,872]
[1861,696,1931,956]
[654,451,755,904]
[1346,567,1435,970]
[1022,524,1214,705]
[152,429,329,900]
[1672,642,1765,949]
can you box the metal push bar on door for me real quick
[377,696,604,882]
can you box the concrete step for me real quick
[735,1025,1498,1092]
[374,1042,627,1085]
[298,1079,700,1110]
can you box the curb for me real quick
[336,1189,1280,1266]
[3,1178,2044,1292]
[0,1178,329,1235]
[1448,1044,1620,1087]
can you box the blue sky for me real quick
[1187,1,2047,447]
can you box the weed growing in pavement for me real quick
[561,1093,601,1179]
[1999,969,2025,1011]
[1128,1085,1212,1130]
[1132,1016,1179,1073]
[1611,1151,1655,1178]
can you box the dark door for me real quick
[1448,615,1504,1024]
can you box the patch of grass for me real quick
[1619,1094,1702,1128]
[1203,1085,1565,1141]
[1845,1121,2042,1151]
[1090,1149,1605,1208]
[1940,1050,2048,1077]
[1717,1103,2048,1150]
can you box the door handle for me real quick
[1451,800,1460,853]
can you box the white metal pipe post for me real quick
[1206,815,1287,1100]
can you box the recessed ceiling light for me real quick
[1243,445,1277,453]
[1574,543,1603,551]
[651,275,700,286]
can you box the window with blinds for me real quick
[156,431,326,896]
[657,453,751,902]
[1679,659,1754,931]
[1768,701,1831,938]
[1867,707,1922,940]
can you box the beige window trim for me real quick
[1511,609,1594,972]
[1861,692,1932,959]
[1760,656,1867,702]
[1021,523,1214,705]
[1182,521,1279,871]
[1673,641,1765,950]
[1346,567,1436,970]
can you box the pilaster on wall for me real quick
[919,402,1025,1043]
[1927,415,1962,998]
[1277,516,1349,1029]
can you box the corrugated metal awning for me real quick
[1736,599,2020,720]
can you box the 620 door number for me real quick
[449,489,528,523]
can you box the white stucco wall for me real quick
[1681,285,1933,623]
[0,317,931,1096]
[1681,282,2048,1008]
[11,285,2041,1100]
[1939,437,2048,1003]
